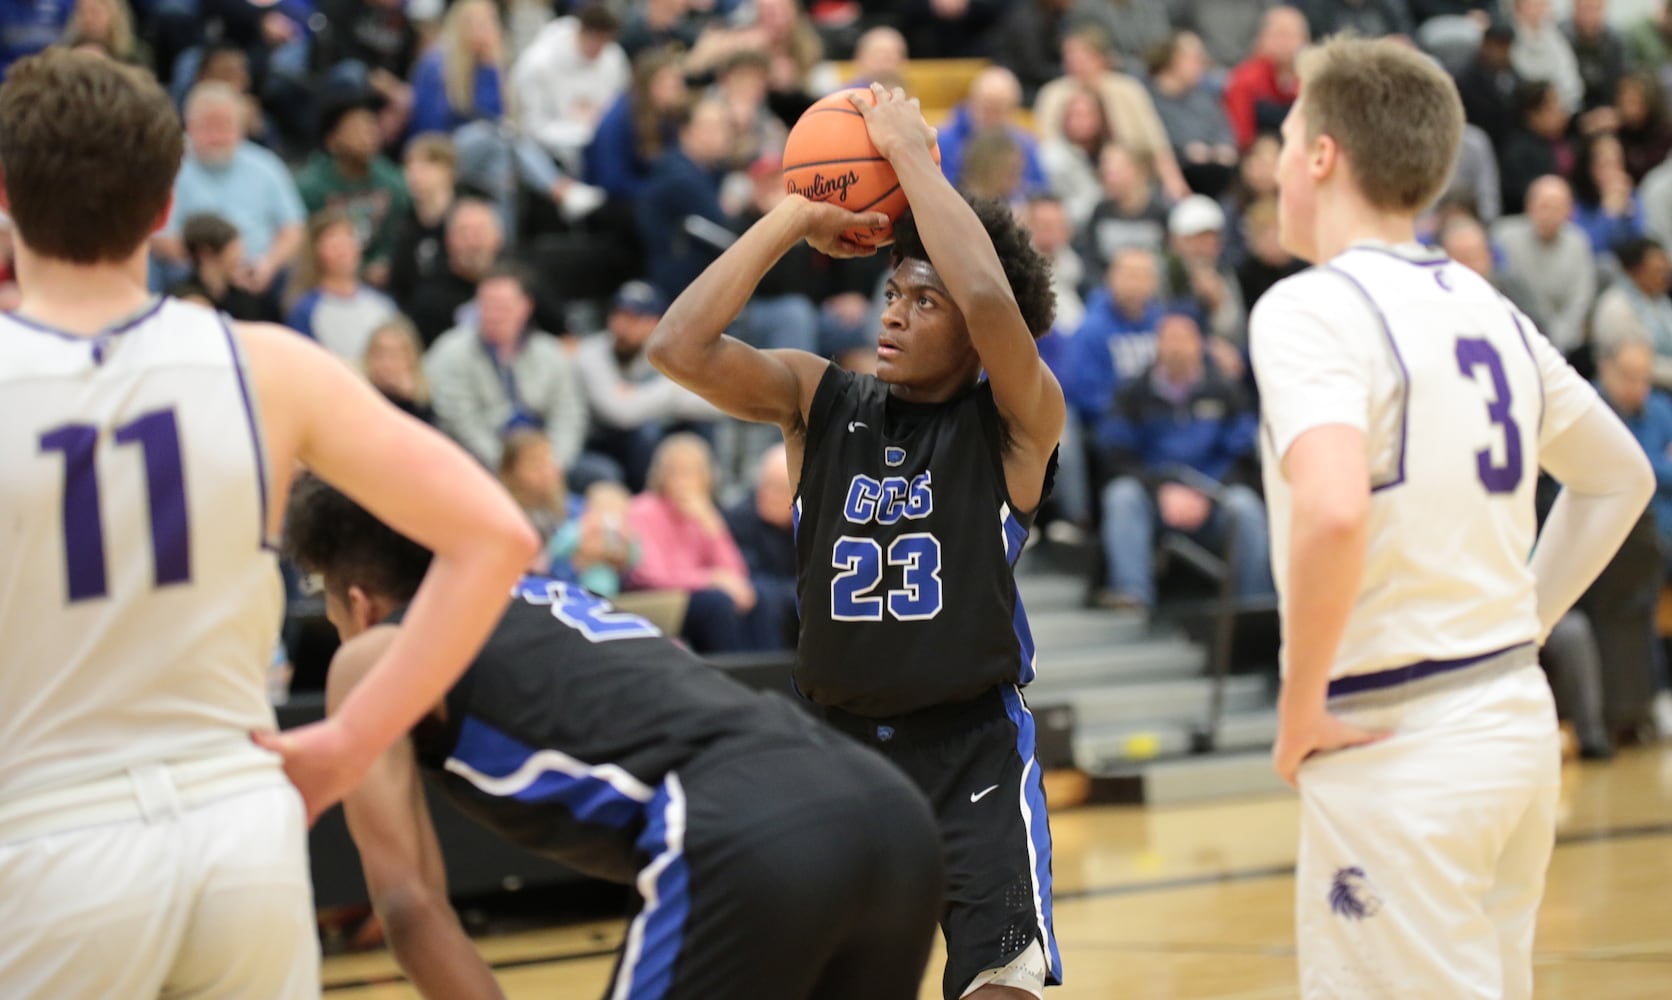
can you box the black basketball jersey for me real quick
[793,366,1052,717]
[407,579,816,883]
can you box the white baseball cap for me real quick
[1168,195,1226,238]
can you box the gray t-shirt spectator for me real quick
[1491,214,1598,352]
[425,325,588,469]
[572,332,719,430]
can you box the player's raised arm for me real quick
[646,194,888,434]
[244,323,539,820]
[852,83,1066,457]
[326,627,506,1000]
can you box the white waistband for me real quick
[0,745,286,844]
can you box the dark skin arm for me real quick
[852,84,1066,513]
[326,627,504,1000]
[646,195,889,487]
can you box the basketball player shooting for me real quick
[0,50,536,998]
[649,83,1065,1000]
[1249,37,1654,998]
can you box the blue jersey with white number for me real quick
[406,579,823,883]
[792,366,1052,717]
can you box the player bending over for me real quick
[649,83,1064,1000]
[1252,36,1654,999]
[0,49,535,998]
[286,476,944,1000]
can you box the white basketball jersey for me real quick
[0,299,282,802]
[1250,243,1600,681]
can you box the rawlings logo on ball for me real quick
[787,169,861,203]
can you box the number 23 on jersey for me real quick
[830,472,944,622]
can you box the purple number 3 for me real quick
[1455,338,1523,495]
[39,409,191,603]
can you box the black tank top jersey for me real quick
[793,366,1053,717]
[406,580,815,884]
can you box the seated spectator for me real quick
[155,82,305,304]
[1594,332,1672,571]
[313,0,421,112]
[724,443,799,651]
[936,67,1047,196]
[1028,195,1093,529]
[388,133,458,311]
[424,261,591,477]
[284,209,400,362]
[0,1,71,77]
[1297,0,1412,40]
[170,213,277,322]
[1439,215,1548,330]
[1145,31,1240,199]
[1034,26,1188,202]
[1542,608,1615,759]
[498,427,577,553]
[893,0,1005,60]
[513,3,629,171]
[1172,0,1274,71]
[1565,0,1625,114]
[1080,143,1169,270]
[1493,176,1596,353]
[585,47,689,202]
[712,50,788,171]
[1624,1,1672,79]
[362,316,436,423]
[617,0,708,59]
[844,25,907,90]
[1618,74,1672,184]
[746,0,823,126]
[1038,85,1111,227]
[627,433,758,653]
[958,127,1029,208]
[406,196,503,345]
[63,0,146,66]
[1095,311,1271,611]
[1501,83,1577,217]
[576,281,719,491]
[182,42,273,151]
[1223,6,1308,151]
[635,98,735,302]
[1438,123,1503,223]
[412,0,605,237]
[1571,133,1646,254]
[989,0,1132,103]
[1064,246,1165,429]
[1511,0,1584,114]
[1594,237,1672,385]
[294,86,410,287]
[1234,197,1306,311]
[1455,21,1522,150]
[550,480,641,597]
[1219,133,1282,266]
[1162,195,1246,350]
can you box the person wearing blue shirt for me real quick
[634,98,734,302]
[1095,310,1270,611]
[0,0,72,78]
[936,66,1048,194]
[585,47,687,201]
[1597,332,1672,572]
[1063,246,1167,429]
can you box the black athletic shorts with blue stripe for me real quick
[602,730,944,1000]
[822,685,1063,1000]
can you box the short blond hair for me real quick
[1296,36,1463,213]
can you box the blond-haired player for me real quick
[1251,37,1654,998]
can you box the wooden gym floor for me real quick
[321,746,1672,999]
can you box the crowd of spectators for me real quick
[5,0,1672,740]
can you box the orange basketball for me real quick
[782,88,941,247]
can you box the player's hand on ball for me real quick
[1271,705,1389,789]
[253,719,378,825]
[850,83,937,163]
[795,196,888,258]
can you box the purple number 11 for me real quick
[39,409,190,603]
[1455,338,1523,495]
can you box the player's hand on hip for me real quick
[253,719,377,825]
[1271,709,1389,789]
[790,196,887,258]
[850,83,937,163]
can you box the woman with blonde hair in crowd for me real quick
[627,433,757,653]
[362,317,436,424]
[411,0,604,235]
[1039,84,1115,226]
[284,208,398,362]
[61,0,146,64]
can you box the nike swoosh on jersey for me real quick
[848,421,868,432]
[970,784,1000,803]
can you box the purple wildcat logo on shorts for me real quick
[1329,866,1383,920]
